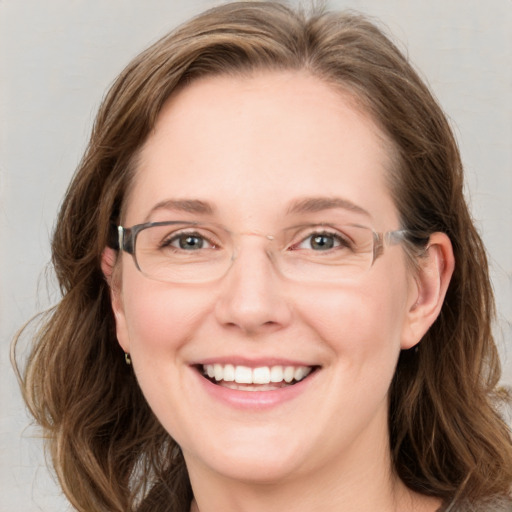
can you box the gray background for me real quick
[1,1,511,510]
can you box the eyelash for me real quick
[291,230,352,251]
[160,231,217,251]
[158,228,352,252]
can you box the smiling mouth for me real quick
[199,364,317,391]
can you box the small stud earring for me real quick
[125,353,132,365]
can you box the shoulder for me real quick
[443,496,512,512]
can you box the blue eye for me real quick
[164,232,213,250]
[309,234,336,250]
[177,234,204,250]
[297,231,349,251]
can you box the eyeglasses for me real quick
[113,220,409,284]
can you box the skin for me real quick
[105,71,453,512]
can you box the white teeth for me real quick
[223,364,235,382]
[234,366,252,384]
[253,366,270,384]
[202,364,313,385]
[269,366,284,383]
[284,366,294,383]
[214,364,223,381]
[294,367,306,381]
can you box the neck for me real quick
[185,421,441,512]
[189,482,441,512]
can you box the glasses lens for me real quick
[133,222,377,283]
[277,224,375,282]
[135,223,230,283]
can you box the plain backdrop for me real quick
[1,1,511,510]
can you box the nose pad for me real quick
[214,242,292,335]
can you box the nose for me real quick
[214,239,293,336]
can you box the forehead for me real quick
[126,71,398,228]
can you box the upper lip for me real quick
[190,357,319,368]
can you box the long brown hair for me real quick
[13,2,511,511]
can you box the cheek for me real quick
[120,276,213,358]
[297,265,410,362]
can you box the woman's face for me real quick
[112,72,422,486]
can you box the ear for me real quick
[101,246,117,284]
[101,247,130,354]
[401,232,455,349]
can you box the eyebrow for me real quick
[144,196,370,222]
[145,199,215,221]
[286,197,371,217]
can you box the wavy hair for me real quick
[13,2,511,511]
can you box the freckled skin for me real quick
[111,71,443,511]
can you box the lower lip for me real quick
[193,368,318,410]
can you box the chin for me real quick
[181,425,316,485]
[191,451,307,485]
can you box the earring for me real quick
[125,353,132,365]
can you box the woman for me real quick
[15,2,512,511]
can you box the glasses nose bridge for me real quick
[229,230,278,271]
